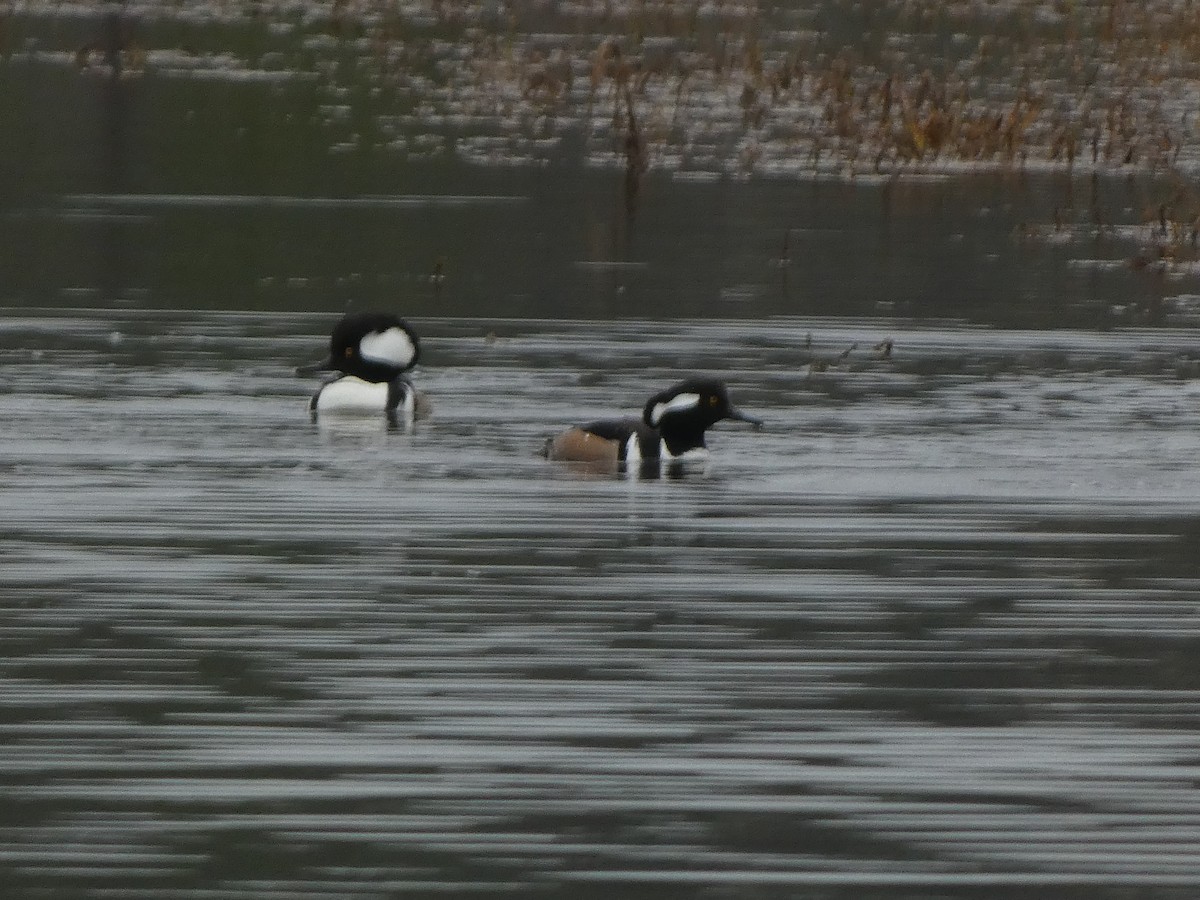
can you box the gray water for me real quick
[7,2,1200,896]
[4,310,1200,898]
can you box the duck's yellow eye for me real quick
[344,347,354,358]
[708,395,719,406]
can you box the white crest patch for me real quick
[314,376,390,413]
[649,392,701,425]
[359,327,416,369]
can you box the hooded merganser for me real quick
[298,312,428,419]
[544,377,762,468]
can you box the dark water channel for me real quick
[6,4,1200,897]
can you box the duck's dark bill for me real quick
[295,356,336,376]
[728,408,764,428]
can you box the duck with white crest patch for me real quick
[544,377,762,472]
[297,312,429,422]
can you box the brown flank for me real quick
[546,428,620,463]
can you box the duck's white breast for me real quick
[660,441,710,462]
[313,376,390,413]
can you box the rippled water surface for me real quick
[7,2,1200,894]
[4,311,1200,898]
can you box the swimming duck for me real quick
[544,377,762,469]
[298,312,427,420]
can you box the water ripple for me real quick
[2,311,1200,897]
